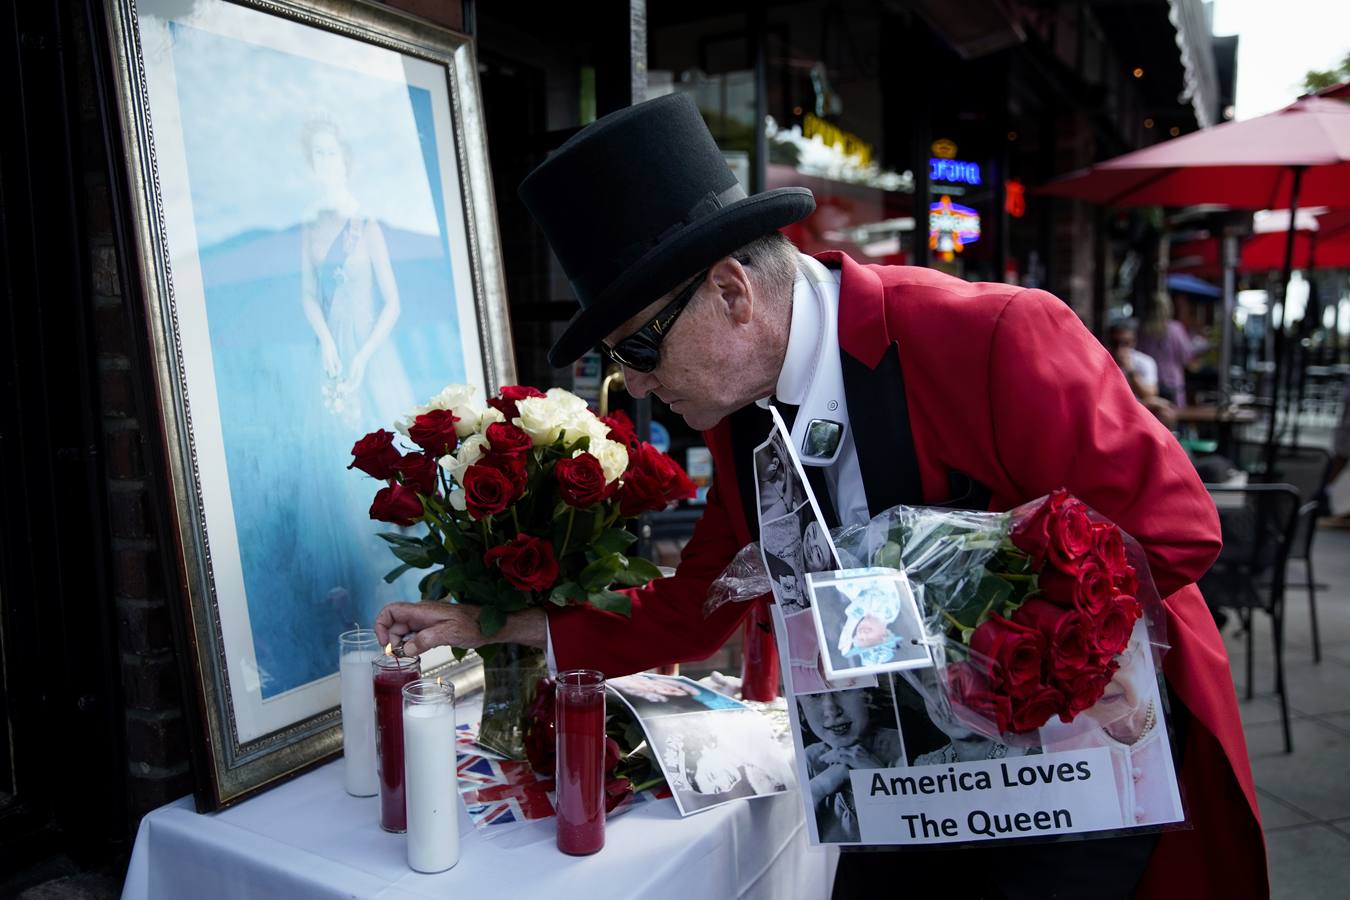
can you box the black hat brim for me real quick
[546,187,815,367]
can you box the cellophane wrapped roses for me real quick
[840,489,1153,738]
[349,386,695,652]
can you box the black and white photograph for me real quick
[762,514,810,612]
[891,670,1035,766]
[646,709,797,815]
[808,570,931,678]
[800,518,835,574]
[607,674,744,720]
[795,682,905,842]
[754,430,803,520]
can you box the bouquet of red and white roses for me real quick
[349,384,695,649]
[845,489,1160,739]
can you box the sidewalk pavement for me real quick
[1222,524,1350,898]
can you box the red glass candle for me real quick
[740,600,780,701]
[372,652,421,833]
[555,669,606,855]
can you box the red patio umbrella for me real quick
[1172,209,1350,275]
[1041,97,1350,475]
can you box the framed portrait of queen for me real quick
[104,0,511,807]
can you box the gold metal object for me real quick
[599,366,626,417]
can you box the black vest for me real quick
[726,341,990,540]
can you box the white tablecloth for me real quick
[122,706,836,899]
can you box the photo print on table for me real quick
[645,707,797,815]
[808,568,932,679]
[606,674,743,720]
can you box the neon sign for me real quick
[802,113,873,167]
[1005,179,1026,218]
[929,157,982,185]
[929,195,981,262]
[929,137,981,186]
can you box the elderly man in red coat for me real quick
[377,94,1265,899]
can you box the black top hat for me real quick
[518,93,815,367]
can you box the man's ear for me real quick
[709,256,754,324]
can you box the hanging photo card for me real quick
[807,567,933,679]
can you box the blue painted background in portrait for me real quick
[169,23,467,698]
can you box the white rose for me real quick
[397,384,480,436]
[514,395,566,446]
[588,438,630,484]
[478,407,506,430]
[444,433,489,485]
[447,490,467,512]
[559,410,605,448]
[427,384,478,412]
[545,387,589,415]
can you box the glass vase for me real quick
[476,642,549,759]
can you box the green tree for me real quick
[1304,51,1350,93]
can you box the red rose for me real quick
[478,452,528,498]
[1010,684,1065,732]
[462,464,515,519]
[617,445,667,516]
[969,615,1044,695]
[601,410,639,450]
[1008,490,1074,563]
[486,422,533,457]
[369,482,424,526]
[488,385,547,421]
[1090,522,1128,571]
[1047,502,1094,572]
[1091,596,1140,659]
[349,429,403,480]
[407,409,460,455]
[1040,561,1115,619]
[1059,665,1117,720]
[605,775,634,814]
[483,533,559,593]
[653,450,697,504]
[946,661,1013,735]
[1113,563,1139,598]
[555,453,612,507]
[398,452,440,495]
[1011,598,1091,682]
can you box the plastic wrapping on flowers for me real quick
[706,490,1169,745]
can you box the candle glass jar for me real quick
[555,669,606,856]
[372,653,421,832]
[402,679,459,873]
[338,629,381,797]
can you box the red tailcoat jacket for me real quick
[549,253,1266,898]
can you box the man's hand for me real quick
[375,602,547,656]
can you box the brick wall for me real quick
[69,1,194,829]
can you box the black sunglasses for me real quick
[598,268,709,373]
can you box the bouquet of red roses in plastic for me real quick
[349,384,694,648]
[837,489,1161,739]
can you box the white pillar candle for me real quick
[403,691,459,873]
[340,646,380,797]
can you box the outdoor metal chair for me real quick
[1234,441,1333,661]
[1201,484,1301,754]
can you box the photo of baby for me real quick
[797,683,905,842]
[809,570,931,677]
[647,708,796,815]
[607,673,743,719]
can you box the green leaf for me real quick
[391,544,434,567]
[579,553,623,592]
[479,605,507,636]
[587,588,632,616]
[377,533,424,548]
[451,646,469,662]
[383,562,415,584]
[594,528,638,556]
[612,556,661,587]
[418,569,446,601]
[548,581,586,607]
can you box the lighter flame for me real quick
[384,642,393,656]
[436,676,443,686]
